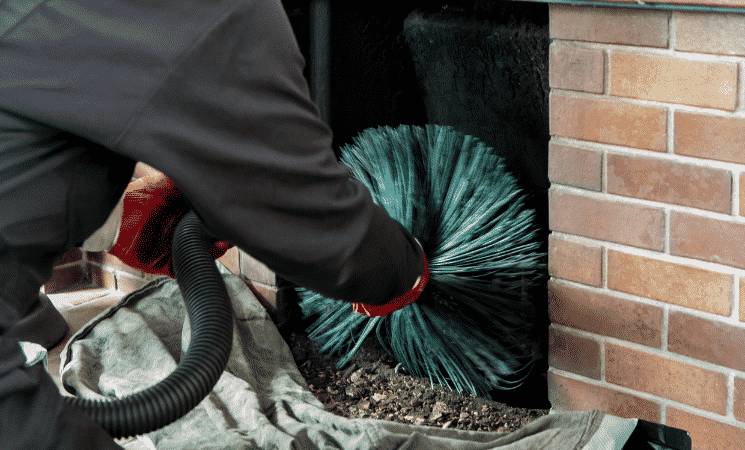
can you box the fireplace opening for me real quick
[284,0,551,408]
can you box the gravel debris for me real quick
[283,328,549,433]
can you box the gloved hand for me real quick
[352,248,429,317]
[108,172,232,278]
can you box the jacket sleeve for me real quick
[108,0,426,305]
[0,0,425,308]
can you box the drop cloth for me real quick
[59,271,632,450]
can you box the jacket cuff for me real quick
[352,243,428,317]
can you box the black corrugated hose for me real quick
[64,209,234,439]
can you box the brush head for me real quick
[297,124,546,398]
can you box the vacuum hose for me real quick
[64,209,234,439]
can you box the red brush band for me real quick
[352,250,429,317]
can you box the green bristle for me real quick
[297,124,545,399]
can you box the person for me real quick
[0,0,427,448]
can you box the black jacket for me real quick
[0,0,423,447]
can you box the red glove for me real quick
[108,173,232,278]
[352,250,429,317]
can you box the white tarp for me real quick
[55,271,633,450]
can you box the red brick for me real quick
[116,273,150,294]
[88,264,117,290]
[609,51,737,111]
[740,173,745,218]
[607,250,732,316]
[548,326,601,380]
[548,143,602,192]
[550,92,667,152]
[667,408,745,450]
[675,12,745,56]
[606,343,728,414]
[243,278,279,311]
[217,246,240,276]
[245,282,298,320]
[671,212,745,270]
[550,5,669,47]
[741,278,745,323]
[549,187,665,251]
[734,378,745,422]
[86,251,143,278]
[608,154,731,214]
[549,44,604,94]
[548,234,602,286]
[548,279,663,348]
[669,311,745,372]
[45,264,86,294]
[675,111,745,165]
[547,372,660,422]
[240,251,276,286]
[54,248,83,266]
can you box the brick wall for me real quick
[548,5,745,449]
[43,248,87,294]
[45,158,289,319]
[45,158,289,316]
[47,241,287,313]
